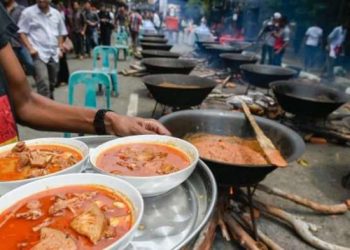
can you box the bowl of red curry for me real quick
[89,135,199,197]
[0,138,89,195]
[0,173,143,249]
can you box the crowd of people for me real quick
[1,0,165,99]
[0,0,170,146]
[257,12,348,80]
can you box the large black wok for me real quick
[141,43,173,51]
[220,53,258,74]
[206,44,244,54]
[196,41,219,51]
[240,64,297,89]
[140,38,168,44]
[141,50,180,59]
[160,110,305,186]
[142,74,217,108]
[142,33,165,38]
[271,81,349,117]
[142,58,196,74]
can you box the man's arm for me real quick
[0,43,170,136]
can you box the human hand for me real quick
[105,113,171,136]
[29,48,38,58]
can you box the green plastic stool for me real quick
[93,46,119,96]
[115,31,129,60]
[64,70,111,138]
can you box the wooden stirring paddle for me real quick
[241,101,288,167]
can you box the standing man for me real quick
[129,9,142,54]
[18,0,67,99]
[70,1,85,59]
[303,23,323,71]
[2,0,34,76]
[98,4,113,46]
[257,12,281,65]
[272,16,290,66]
[323,21,348,81]
[82,0,99,57]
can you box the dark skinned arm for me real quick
[0,43,170,136]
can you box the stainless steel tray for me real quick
[76,136,217,250]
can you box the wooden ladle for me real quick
[241,101,288,167]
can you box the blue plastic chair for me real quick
[93,46,119,96]
[115,31,129,60]
[64,70,111,138]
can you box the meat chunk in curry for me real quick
[31,227,77,250]
[70,204,107,244]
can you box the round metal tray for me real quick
[76,136,217,249]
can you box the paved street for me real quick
[18,46,350,249]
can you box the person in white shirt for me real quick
[153,11,161,32]
[324,21,349,80]
[304,23,323,71]
[18,0,67,99]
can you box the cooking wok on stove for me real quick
[141,50,181,59]
[160,110,305,186]
[142,33,165,38]
[142,74,217,109]
[270,81,349,117]
[240,64,297,89]
[220,53,258,74]
[141,43,172,51]
[140,38,168,44]
[142,58,196,74]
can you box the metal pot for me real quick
[141,50,181,59]
[142,58,196,74]
[159,110,305,186]
[140,38,168,44]
[142,33,165,38]
[270,81,349,117]
[220,53,258,74]
[240,64,297,89]
[142,74,217,108]
[141,43,172,51]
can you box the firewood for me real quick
[222,75,231,88]
[224,212,261,250]
[218,203,231,241]
[309,137,328,144]
[193,211,218,250]
[129,64,144,71]
[254,199,350,250]
[257,184,350,214]
[240,214,284,250]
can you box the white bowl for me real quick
[89,135,199,197]
[0,173,143,250]
[0,138,89,195]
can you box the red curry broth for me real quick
[0,144,83,181]
[0,185,133,250]
[96,143,191,176]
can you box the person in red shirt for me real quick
[272,17,290,66]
